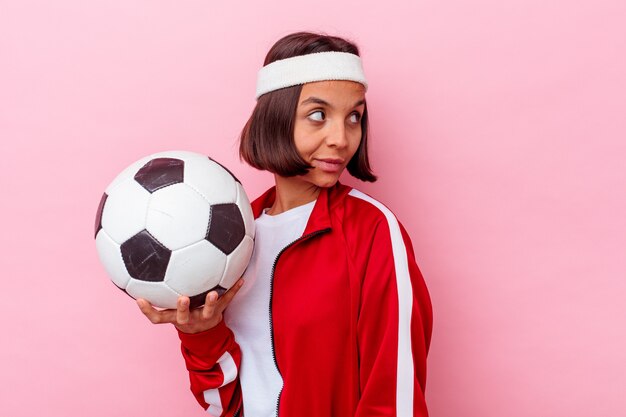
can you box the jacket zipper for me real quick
[269,227,331,417]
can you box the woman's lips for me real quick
[314,158,344,173]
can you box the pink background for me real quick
[1,0,625,415]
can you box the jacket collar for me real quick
[250,181,352,235]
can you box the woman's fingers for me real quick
[137,298,157,322]
[137,298,172,324]
[201,291,219,320]
[137,279,244,329]
[218,278,245,308]
[176,296,190,324]
[201,278,244,320]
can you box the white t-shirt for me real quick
[224,200,316,417]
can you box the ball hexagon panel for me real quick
[134,157,185,193]
[120,230,171,282]
[221,235,254,289]
[146,183,211,251]
[101,178,151,244]
[184,157,237,205]
[165,240,227,296]
[235,182,255,239]
[95,230,132,289]
[105,155,153,195]
[206,203,245,255]
[125,279,181,310]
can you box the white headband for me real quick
[255,51,368,100]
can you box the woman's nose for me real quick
[325,121,348,148]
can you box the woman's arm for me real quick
[356,218,433,417]
[137,280,245,416]
[178,319,243,416]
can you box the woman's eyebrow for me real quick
[300,96,365,109]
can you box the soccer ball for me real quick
[94,150,255,309]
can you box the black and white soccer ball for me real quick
[94,150,255,309]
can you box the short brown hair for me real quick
[239,31,377,182]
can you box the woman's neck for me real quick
[266,175,321,216]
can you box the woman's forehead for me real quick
[299,80,366,106]
[302,79,365,92]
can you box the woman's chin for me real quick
[297,168,344,189]
[314,176,340,188]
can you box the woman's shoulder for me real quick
[333,186,417,264]
[344,187,398,221]
[332,186,403,236]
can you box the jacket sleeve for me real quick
[177,319,243,417]
[355,217,433,417]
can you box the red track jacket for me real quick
[177,182,433,416]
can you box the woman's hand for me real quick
[136,278,244,334]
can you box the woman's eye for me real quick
[308,110,325,122]
[350,112,362,123]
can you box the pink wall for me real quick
[1,0,625,416]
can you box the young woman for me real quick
[137,31,433,417]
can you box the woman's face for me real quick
[292,80,366,189]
